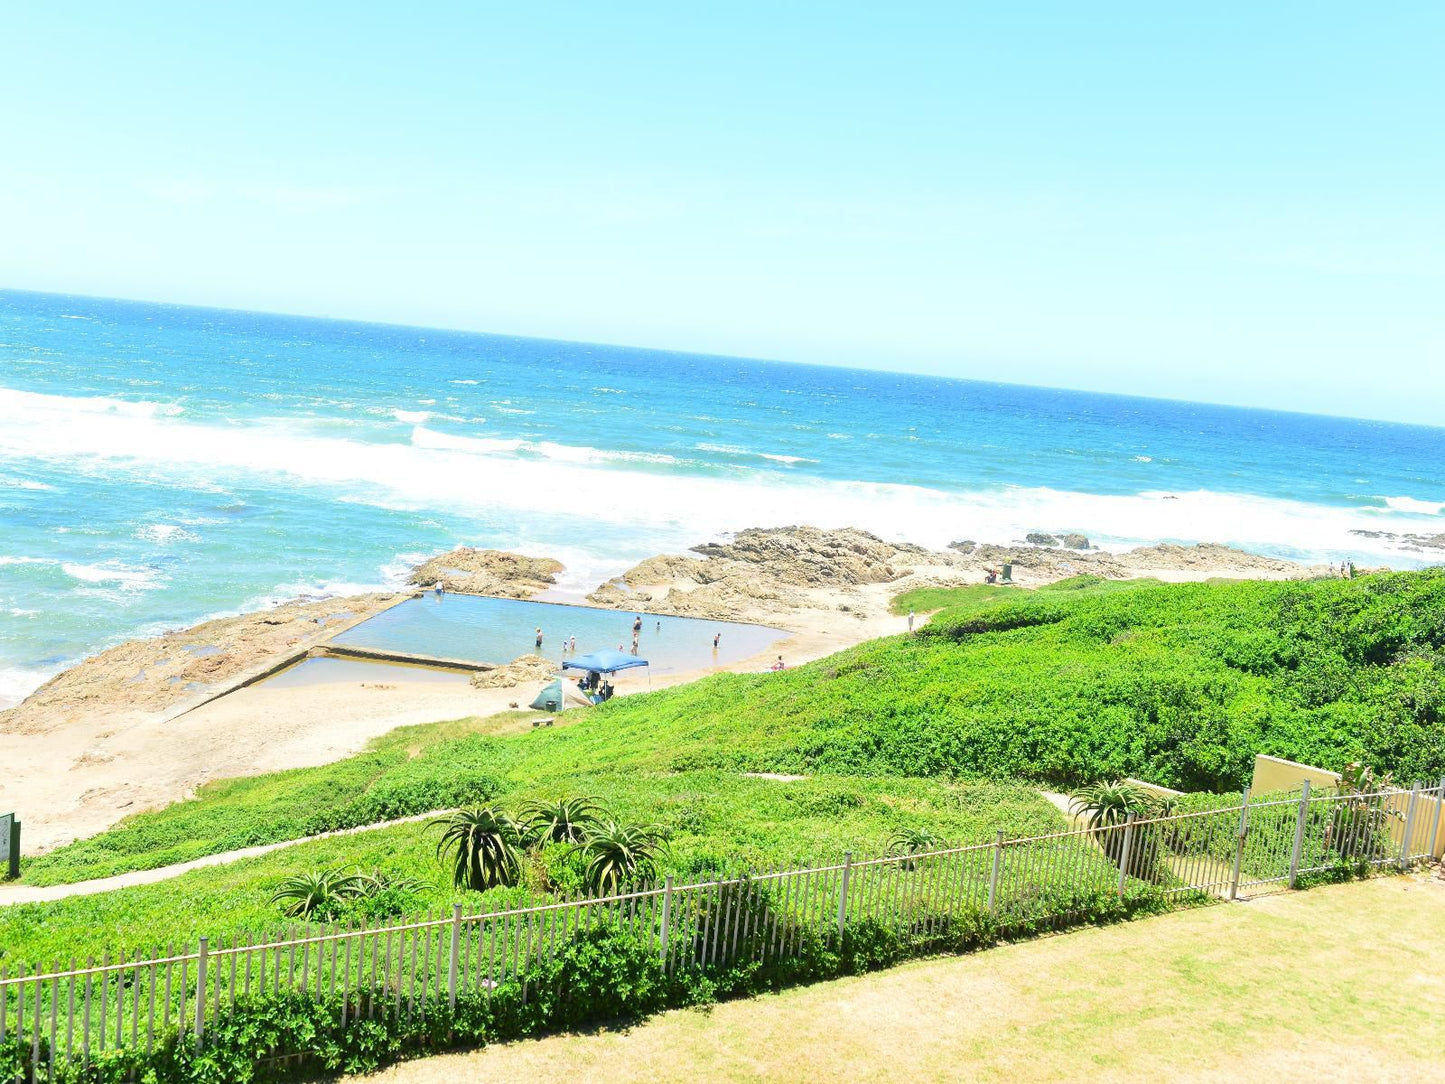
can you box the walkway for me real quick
[0,808,450,906]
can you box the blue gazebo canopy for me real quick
[561,649,649,674]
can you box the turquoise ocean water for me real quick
[2,289,1442,705]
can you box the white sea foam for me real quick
[1,385,1442,570]
[450,379,480,385]
[61,562,163,590]
[0,386,183,419]
[391,409,432,424]
[0,474,54,490]
[1381,496,1445,516]
[255,578,392,606]
[0,665,58,708]
[379,551,432,586]
[411,428,526,455]
[696,442,816,465]
[134,524,200,545]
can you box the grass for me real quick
[361,874,1445,1083]
[890,582,1023,615]
[0,773,1063,964]
[11,569,1444,965]
[24,570,1445,891]
[891,574,1162,617]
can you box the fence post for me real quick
[1398,783,1421,869]
[1116,813,1136,895]
[1431,775,1445,862]
[987,831,1004,913]
[1287,779,1311,888]
[836,853,852,939]
[194,938,208,1047]
[448,904,462,1011]
[1228,787,1251,901]
[658,876,673,964]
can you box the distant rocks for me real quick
[409,548,563,597]
[1350,529,1445,552]
[692,526,929,587]
[1025,532,1091,550]
[470,654,555,689]
[588,526,934,620]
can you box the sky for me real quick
[1,3,1442,424]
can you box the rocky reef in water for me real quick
[587,526,936,619]
[408,548,563,596]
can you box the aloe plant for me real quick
[431,807,523,891]
[269,868,362,918]
[349,869,432,898]
[888,826,941,855]
[575,820,668,896]
[1069,780,1169,878]
[519,795,607,846]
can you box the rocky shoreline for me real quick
[0,525,1344,853]
[1,527,1322,734]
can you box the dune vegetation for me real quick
[5,570,1443,967]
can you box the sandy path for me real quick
[0,807,454,906]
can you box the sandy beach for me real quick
[0,527,1329,854]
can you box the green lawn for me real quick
[363,875,1445,1084]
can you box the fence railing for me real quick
[2,780,1441,1080]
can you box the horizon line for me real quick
[2,285,1438,434]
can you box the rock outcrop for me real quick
[408,548,563,597]
[690,526,931,586]
[0,593,400,734]
[587,526,933,620]
[470,654,556,689]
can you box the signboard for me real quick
[0,813,16,879]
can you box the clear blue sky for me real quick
[2,3,1441,423]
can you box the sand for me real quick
[0,529,1332,855]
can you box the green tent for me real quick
[530,678,564,713]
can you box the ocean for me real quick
[2,289,1443,707]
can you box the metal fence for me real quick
[2,780,1441,1081]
